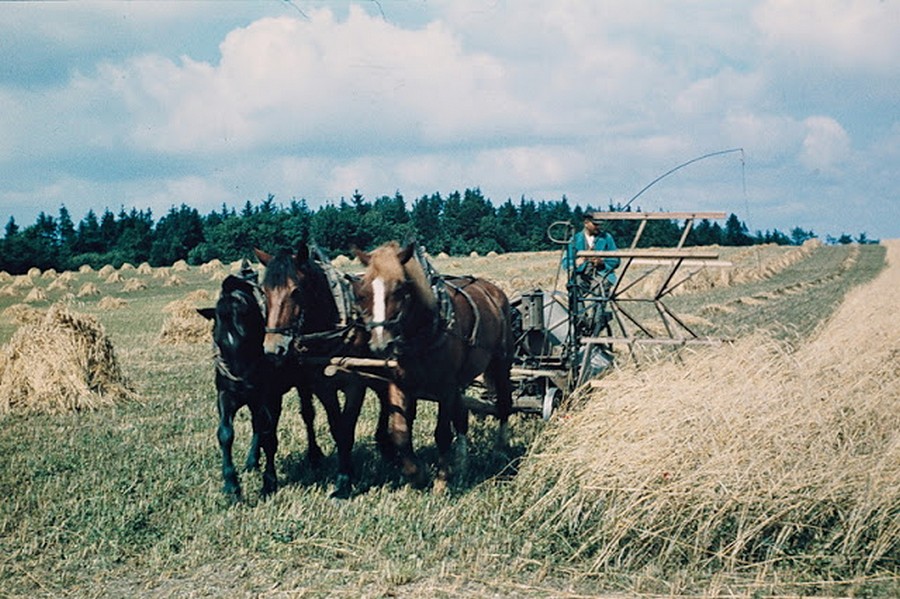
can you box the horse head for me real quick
[255,245,337,360]
[198,274,266,377]
[353,241,435,355]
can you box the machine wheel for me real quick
[542,383,561,420]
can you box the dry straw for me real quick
[98,296,128,310]
[137,262,153,275]
[0,302,133,414]
[159,296,211,344]
[122,278,148,292]
[2,304,44,326]
[515,241,899,585]
[199,259,223,274]
[76,282,101,297]
[23,287,47,303]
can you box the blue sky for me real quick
[1,1,898,240]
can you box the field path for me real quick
[799,240,898,364]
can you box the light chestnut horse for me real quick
[353,241,514,492]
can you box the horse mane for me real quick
[370,242,436,310]
[261,249,299,288]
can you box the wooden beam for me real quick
[578,249,720,260]
[588,211,727,221]
[580,336,726,346]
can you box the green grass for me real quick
[0,246,893,597]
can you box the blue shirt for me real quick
[563,230,620,283]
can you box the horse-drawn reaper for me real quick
[206,209,728,497]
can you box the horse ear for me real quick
[397,242,415,265]
[197,307,215,321]
[295,244,310,264]
[221,274,249,295]
[254,248,272,266]
[353,246,371,266]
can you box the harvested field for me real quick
[0,242,895,597]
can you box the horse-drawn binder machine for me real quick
[492,210,732,419]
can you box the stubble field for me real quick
[0,241,896,597]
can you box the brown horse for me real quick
[353,241,514,492]
[254,245,381,498]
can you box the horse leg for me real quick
[485,356,514,448]
[451,390,470,480]
[386,383,425,487]
[433,393,458,495]
[217,390,241,500]
[297,384,324,466]
[332,379,366,499]
[315,381,344,457]
[373,382,395,460]
[253,393,282,498]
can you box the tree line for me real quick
[0,188,849,274]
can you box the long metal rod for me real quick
[624,148,744,209]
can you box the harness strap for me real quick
[442,277,481,347]
[311,245,355,328]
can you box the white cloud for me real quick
[754,0,900,72]
[104,7,530,156]
[799,116,851,173]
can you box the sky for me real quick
[1,1,898,240]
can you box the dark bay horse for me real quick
[198,274,282,500]
[254,245,376,498]
[353,241,514,492]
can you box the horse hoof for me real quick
[308,446,325,468]
[330,474,352,500]
[261,476,278,498]
[496,422,510,448]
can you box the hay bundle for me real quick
[0,284,18,297]
[97,264,115,278]
[105,272,124,284]
[48,278,71,292]
[137,262,153,275]
[98,296,128,310]
[331,254,351,268]
[26,267,41,278]
[199,259,223,274]
[171,259,189,272]
[163,275,184,287]
[78,264,94,274]
[183,289,212,303]
[159,297,210,344]
[122,279,148,292]
[0,271,11,282]
[153,267,170,279]
[77,283,101,298]
[3,304,44,325]
[11,275,33,290]
[0,303,133,414]
[23,287,47,303]
[41,269,58,280]
[514,242,900,588]
[119,262,135,271]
